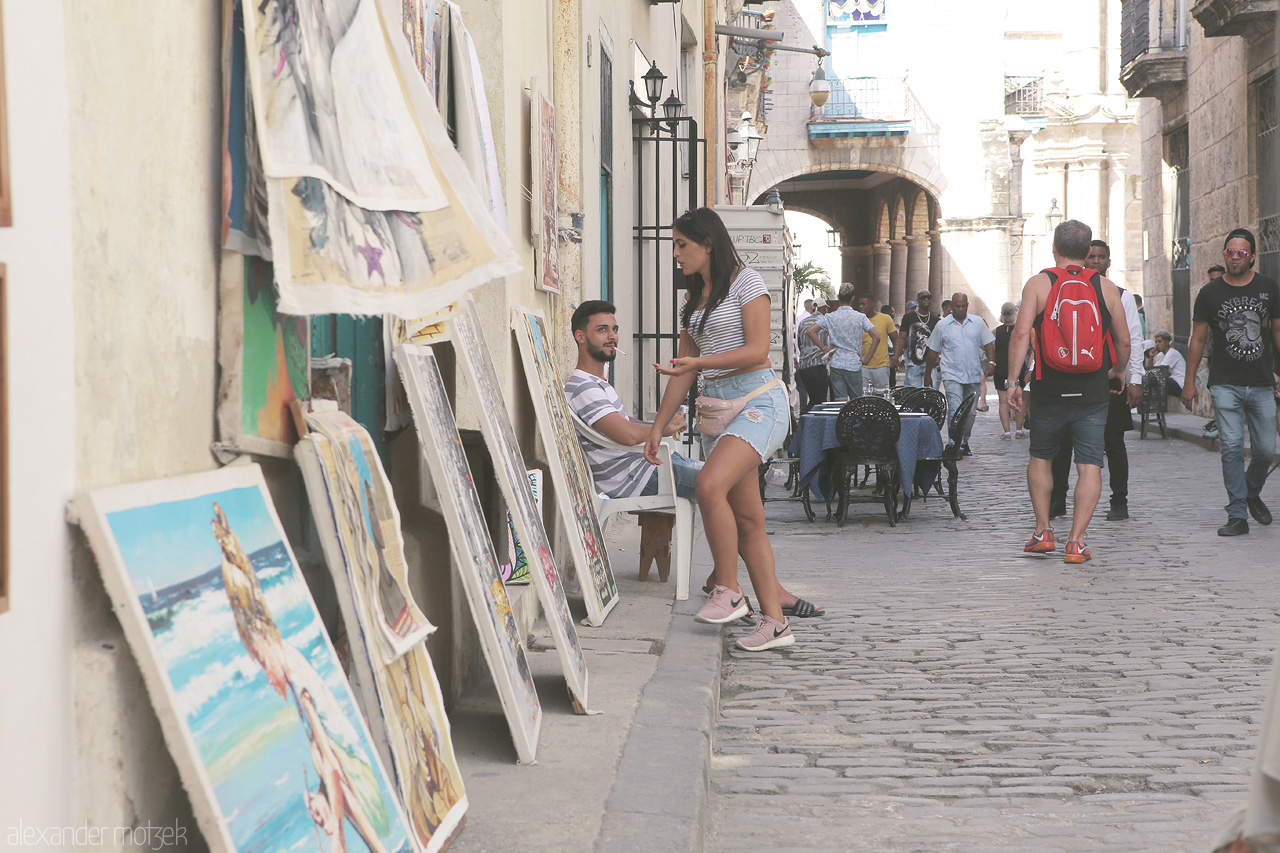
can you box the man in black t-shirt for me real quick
[1183,228,1280,536]
[895,290,940,387]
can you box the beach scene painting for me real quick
[72,465,418,853]
[393,343,542,763]
[512,308,618,626]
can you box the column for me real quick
[1107,154,1130,290]
[1067,154,1106,237]
[888,239,908,313]
[854,246,874,293]
[905,235,930,306]
[928,230,944,305]
[872,243,892,307]
[840,245,859,291]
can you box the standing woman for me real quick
[993,301,1023,438]
[644,208,795,651]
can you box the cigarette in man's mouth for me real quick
[614,347,627,356]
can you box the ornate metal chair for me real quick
[900,392,975,521]
[832,396,902,527]
[1139,365,1169,439]
[904,387,947,433]
[891,386,921,407]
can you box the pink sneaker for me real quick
[735,614,795,651]
[694,585,750,624]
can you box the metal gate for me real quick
[632,114,706,422]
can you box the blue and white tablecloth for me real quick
[789,410,945,502]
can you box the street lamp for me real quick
[766,187,784,214]
[642,61,666,107]
[827,229,841,248]
[808,57,830,107]
[661,91,684,132]
[738,112,763,162]
[1045,198,1062,234]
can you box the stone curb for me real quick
[594,597,723,853]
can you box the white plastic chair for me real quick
[569,411,695,600]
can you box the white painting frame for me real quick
[392,345,543,763]
[511,307,619,626]
[70,465,419,853]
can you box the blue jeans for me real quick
[943,380,982,445]
[1209,385,1277,519]
[830,367,863,400]
[640,453,702,501]
[905,364,941,388]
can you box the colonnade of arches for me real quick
[775,170,945,316]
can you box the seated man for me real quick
[566,300,699,500]
[566,300,824,618]
[1152,330,1186,397]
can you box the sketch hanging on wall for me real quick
[512,308,619,626]
[215,253,310,459]
[503,469,540,586]
[71,465,417,853]
[419,298,590,709]
[296,411,466,851]
[220,0,270,259]
[532,89,559,293]
[241,0,445,212]
[239,0,518,319]
[391,344,542,762]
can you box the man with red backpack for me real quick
[1007,220,1131,564]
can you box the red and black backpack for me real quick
[1036,266,1114,376]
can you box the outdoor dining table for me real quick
[789,403,945,521]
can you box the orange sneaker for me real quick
[1064,540,1091,564]
[1023,528,1055,553]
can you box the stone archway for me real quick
[760,163,943,315]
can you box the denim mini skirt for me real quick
[699,367,790,462]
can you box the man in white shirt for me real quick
[924,292,995,453]
[1152,330,1187,396]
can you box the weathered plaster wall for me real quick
[63,0,223,842]
[0,1,78,841]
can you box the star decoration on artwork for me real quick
[355,242,384,279]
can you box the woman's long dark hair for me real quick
[675,208,742,334]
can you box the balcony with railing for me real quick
[808,77,940,160]
[1120,0,1188,102]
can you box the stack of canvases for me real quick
[70,298,611,850]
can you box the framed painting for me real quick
[215,252,310,459]
[296,412,466,852]
[412,298,590,712]
[71,465,417,853]
[391,346,542,762]
[511,308,618,626]
[502,469,540,586]
[532,90,559,294]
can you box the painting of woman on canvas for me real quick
[101,482,413,853]
[212,502,398,853]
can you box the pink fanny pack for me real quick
[695,378,780,437]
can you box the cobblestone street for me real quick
[706,407,1280,852]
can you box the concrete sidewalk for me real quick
[447,518,723,853]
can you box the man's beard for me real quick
[589,343,616,363]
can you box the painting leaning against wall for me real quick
[71,465,417,853]
[512,308,618,627]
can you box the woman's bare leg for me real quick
[694,434,782,621]
[998,388,1011,433]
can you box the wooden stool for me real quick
[635,511,675,583]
